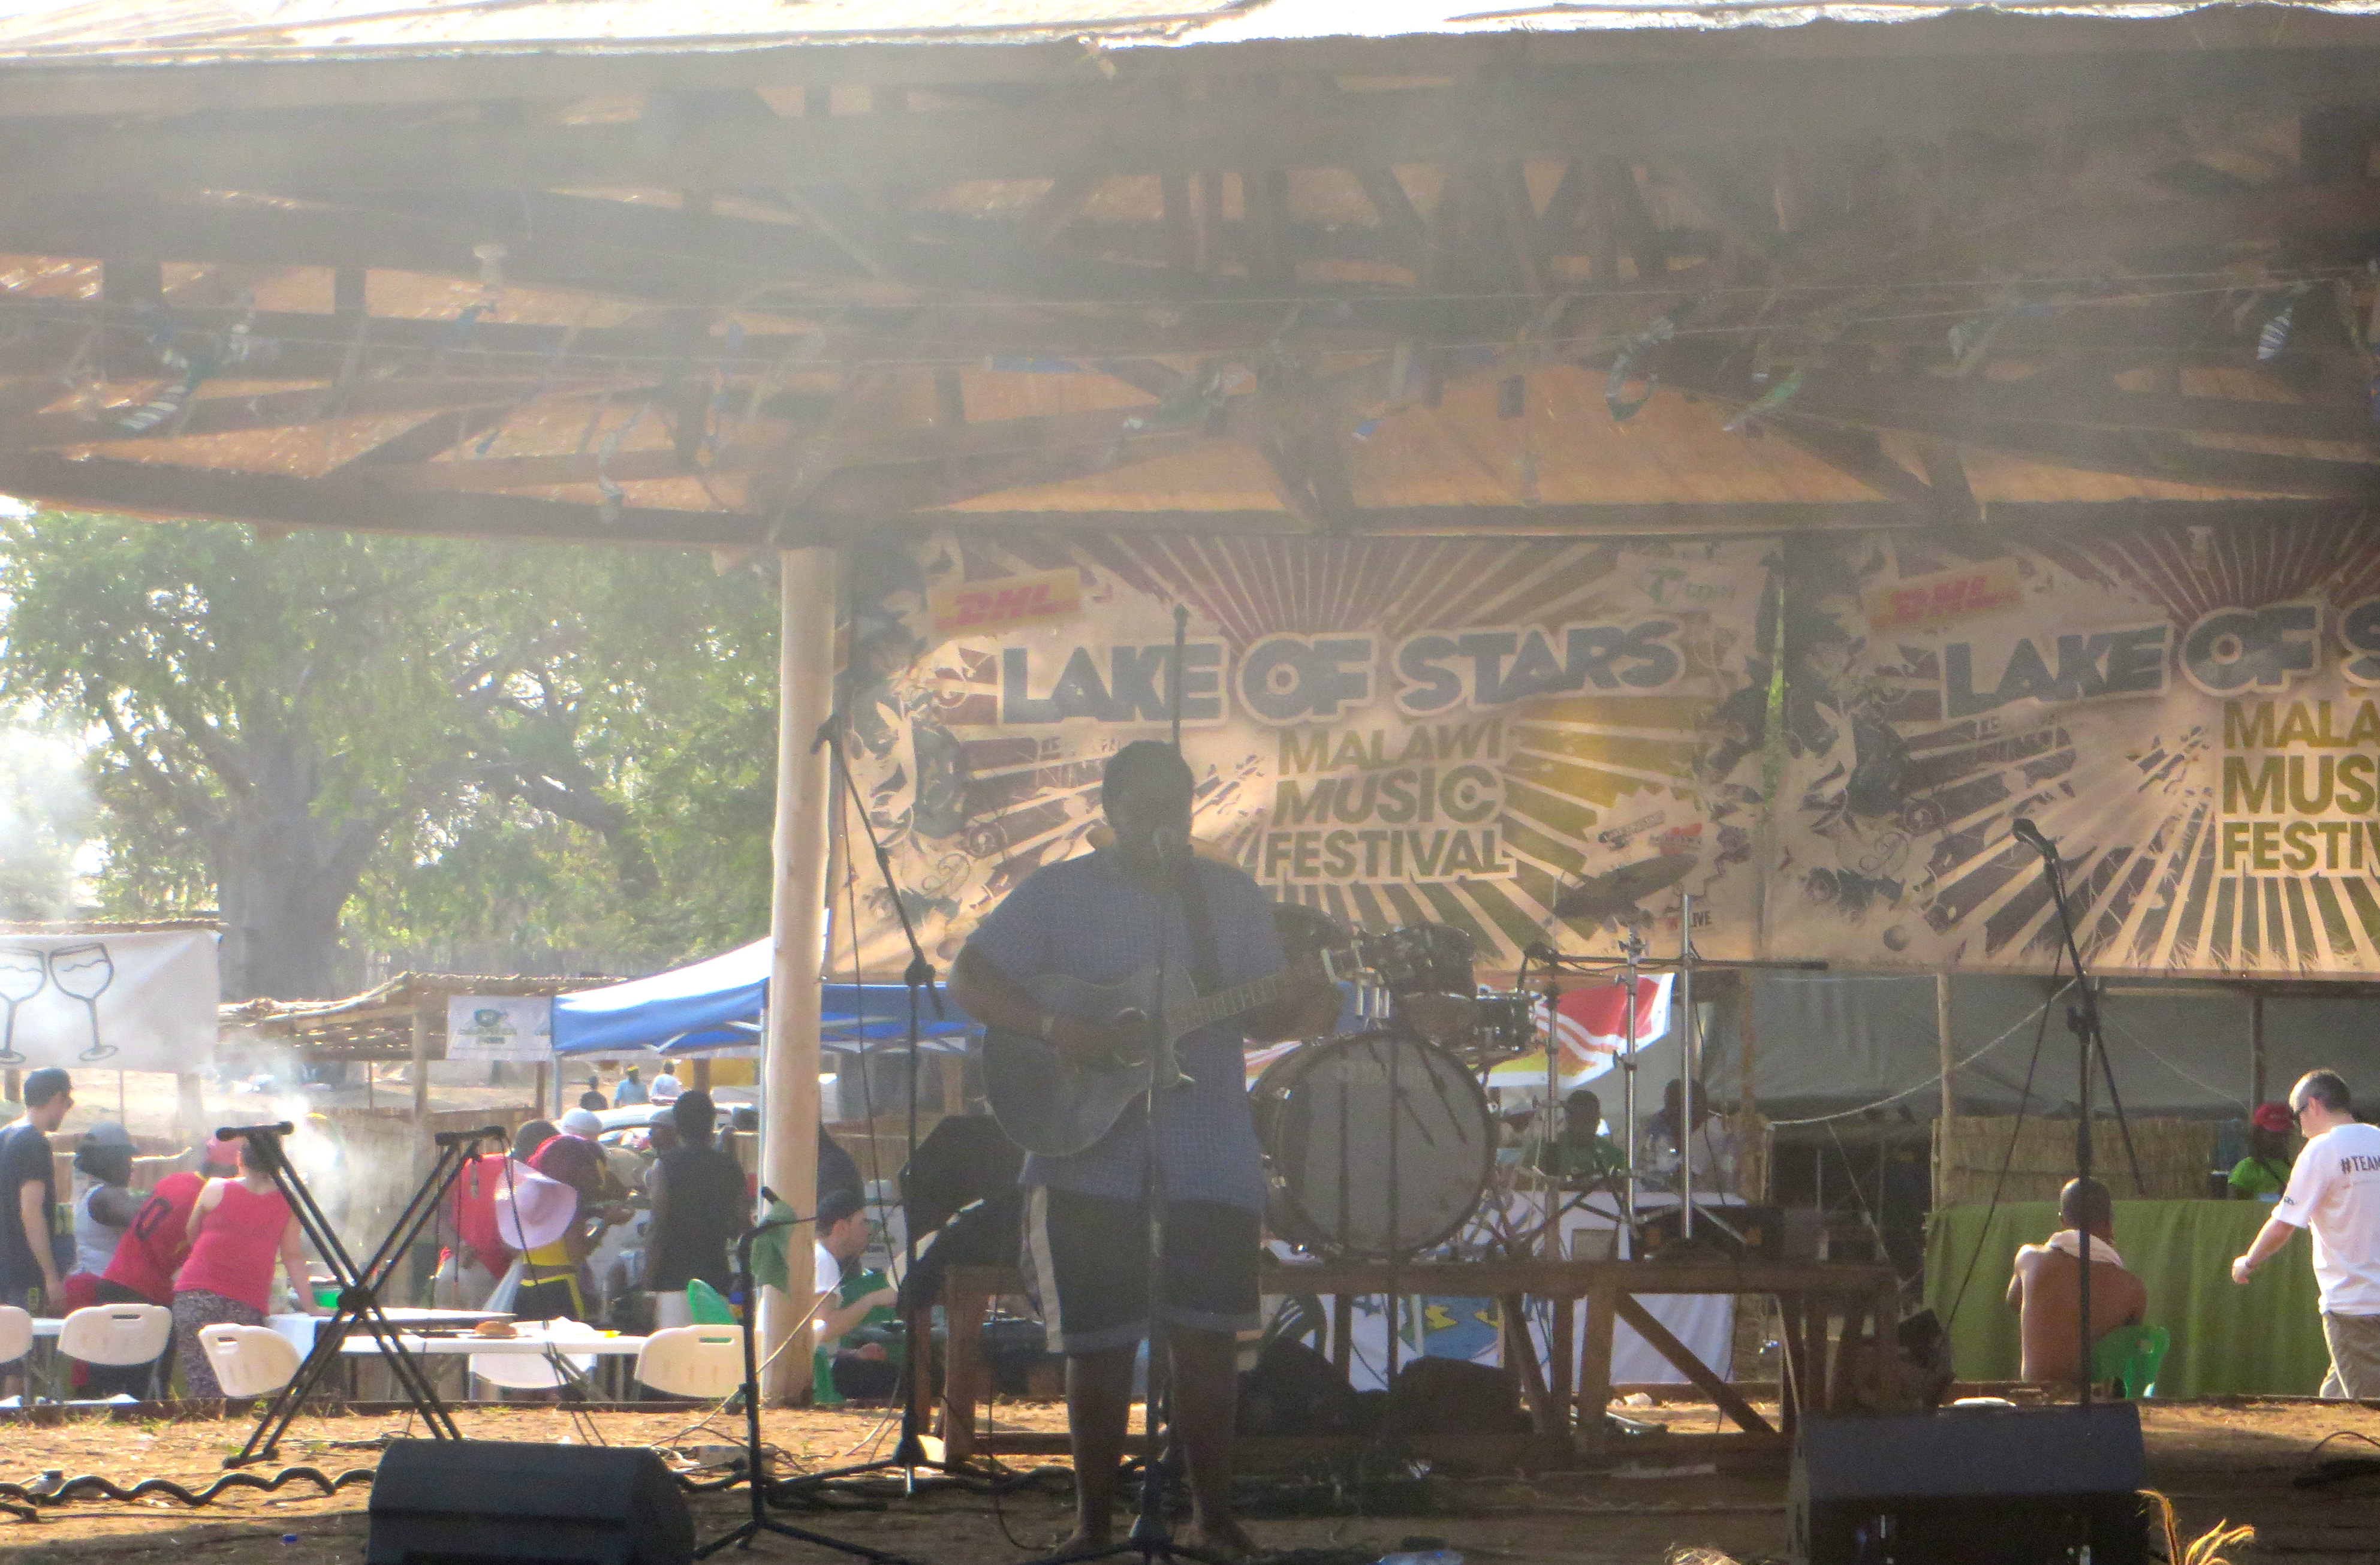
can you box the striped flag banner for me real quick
[1488,973,1674,1088]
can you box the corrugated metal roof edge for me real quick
[0,0,2377,65]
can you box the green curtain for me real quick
[1923,1199,2330,1397]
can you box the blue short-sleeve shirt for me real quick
[965,848,1284,1212]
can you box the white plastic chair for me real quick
[198,1324,300,1398]
[58,1304,171,1369]
[0,1305,31,1367]
[634,1325,746,1400]
[470,1320,601,1392]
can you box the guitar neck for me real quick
[1174,964,1303,1035]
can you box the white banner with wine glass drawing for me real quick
[0,931,219,1072]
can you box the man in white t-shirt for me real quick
[2231,1069,2380,1398]
[812,1188,896,1350]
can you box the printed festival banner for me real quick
[446,995,555,1062]
[831,535,1773,981]
[0,929,218,1071]
[1771,517,2380,975]
[836,519,2380,980]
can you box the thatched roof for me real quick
[224,970,616,1059]
[0,1,2367,548]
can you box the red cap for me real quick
[2252,1102,2293,1135]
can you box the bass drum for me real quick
[1251,1030,1493,1259]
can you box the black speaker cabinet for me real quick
[366,1439,694,1565]
[1789,1404,2148,1565]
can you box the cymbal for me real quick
[1553,854,1698,919]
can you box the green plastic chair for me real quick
[2090,1323,2170,1398]
[685,1278,738,1325]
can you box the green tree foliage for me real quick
[0,510,778,997]
[0,711,90,920]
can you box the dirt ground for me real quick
[0,1397,2371,1564]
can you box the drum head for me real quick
[1252,1030,1492,1258]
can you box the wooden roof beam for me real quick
[0,375,608,449]
[0,449,757,545]
[18,52,2380,196]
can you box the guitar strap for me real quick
[1171,855,1225,997]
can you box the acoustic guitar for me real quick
[981,945,1370,1158]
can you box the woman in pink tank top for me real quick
[171,1136,324,1401]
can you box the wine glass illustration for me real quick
[47,943,116,1062]
[0,947,44,1065]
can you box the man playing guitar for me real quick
[950,740,1340,1561]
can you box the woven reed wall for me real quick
[1934,1115,2215,1206]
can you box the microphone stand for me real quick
[1027,605,1222,1565]
[790,717,974,1491]
[229,1122,495,1466]
[2010,821,2144,1410]
[697,1199,917,1564]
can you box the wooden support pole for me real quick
[2250,988,2267,1112]
[760,545,840,1403]
[411,1006,430,1124]
[1935,973,1954,1210]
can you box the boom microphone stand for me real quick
[786,716,963,1489]
[697,1194,915,1564]
[228,1122,501,1465]
[2009,817,2145,1410]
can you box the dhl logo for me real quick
[1864,558,2022,634]
[930,569,1083,635]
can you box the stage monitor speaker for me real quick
[366,1439,693,1565]
[1789,1404,2148,1565]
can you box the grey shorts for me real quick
[2321,1311,2380,1400]
[1020,1186,1259,1355]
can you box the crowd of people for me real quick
[0,1069,330,1401]
[0,1064,894,1403]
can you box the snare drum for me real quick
[1251,1029,1493,1258]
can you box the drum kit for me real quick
[1251,913,1550,1262]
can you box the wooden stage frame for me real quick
[906,1261,1899,1467]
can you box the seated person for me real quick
[2005,1177,2147,1385]
[813,1189,900,1401]
[1537,1088,1623,1180]
[1641,1078,1739,1196]
[2228,1102,2295,1202]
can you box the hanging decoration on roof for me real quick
[1118,361,1240,438]
[103,296,268,437]
[698,321,745,466]
[2256,287,2309,361]
[594,402,650,526]
[1603,314,1677,423]
[1722,367,1805,436]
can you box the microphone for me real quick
[2011,817,2054,858]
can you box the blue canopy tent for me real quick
[550,937,978,1057]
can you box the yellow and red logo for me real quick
[930,568,1083,637]
[1864,559,2022,634]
